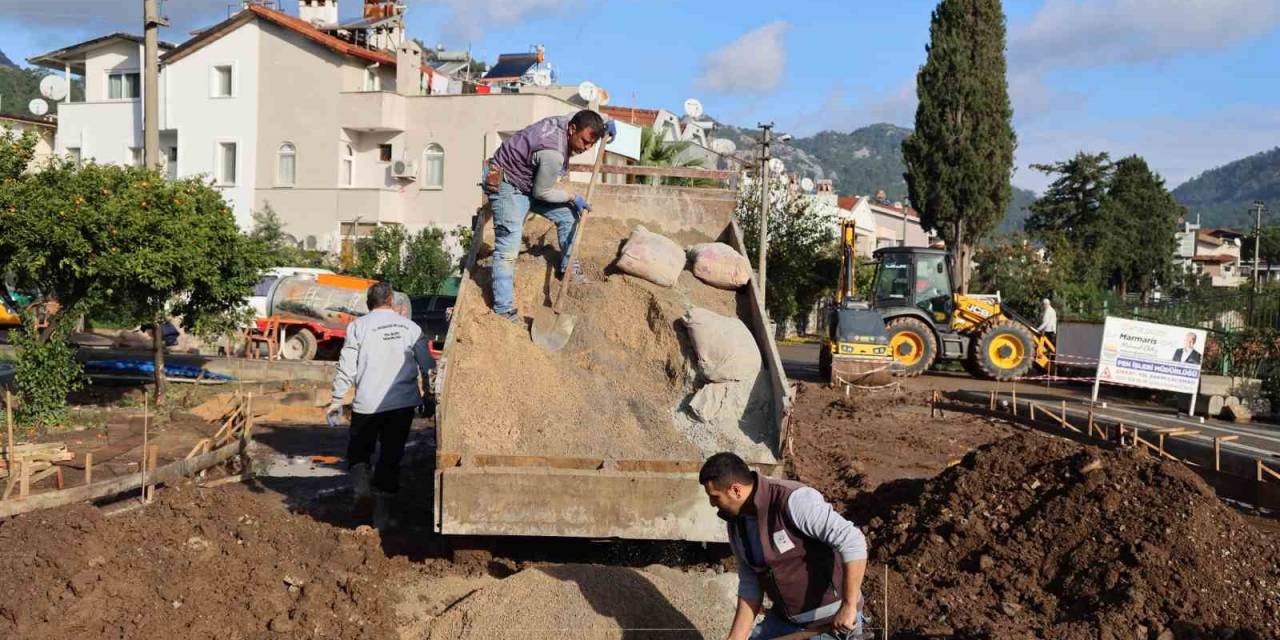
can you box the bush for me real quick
[8,317,85,433]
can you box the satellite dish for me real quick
[39,75,68,101]
[597,88,610,106]
[768,158,785,175]
[683,98,704,119]
[577,81,598,103]
[28,98,49,117]
[710,138,737,155]
[800,177,815,192]
[531,70,552,87]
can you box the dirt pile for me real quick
[864,433,1280,639]
[426,564,737,640]
[443,215,775,461]
[0,484,413,639]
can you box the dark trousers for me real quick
[347,407,415,493]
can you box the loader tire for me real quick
[974,319,1036,381]
[886,317,937,377]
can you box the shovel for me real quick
[530,132,609,351]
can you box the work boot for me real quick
[350,463,373,507]
[556,259,590,285]
[496,309,523,326]
[373,491,399,532]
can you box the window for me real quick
[66,147,82,166]
[422,143,444,189]
[363,68,380,92]
[277,143,296,186]
[129,147,143,166]
[378,144,393,163]
[164,146,177,180]
[218,142,237,185]
[108,72,140,100]
[212,65,234,97]
[340,144,354,187]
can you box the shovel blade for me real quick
[530,306,577,352]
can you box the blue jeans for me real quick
[488,180,578,314]
[749,611,863,640]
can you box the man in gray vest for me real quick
[485,109,613,324]
[326,282,433,529]
[700,452,868,639]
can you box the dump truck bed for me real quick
[433,183,789,542]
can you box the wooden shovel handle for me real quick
[551,136,608,312]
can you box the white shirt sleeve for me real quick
[787,487,868,563]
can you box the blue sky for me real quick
[2,0,1278,192]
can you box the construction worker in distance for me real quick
[483,109,616,325]
[700,452,868,640]
[1037,297,1058,347]
[326,282,433,530]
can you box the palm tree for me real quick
[637,127,710,186]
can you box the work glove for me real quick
[571,195,591,214]
[325,402,343,428]
[604,120,617,141]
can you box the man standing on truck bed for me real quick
[484,109,614,325]
[326,282,434,530]
[700,452,868,639]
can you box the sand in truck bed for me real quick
[441,214,778,462]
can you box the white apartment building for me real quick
[28,2,594,252]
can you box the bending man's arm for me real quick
[787,488,869,630]
[531,149,571,203]
[727,536,763,640]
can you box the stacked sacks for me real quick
[614,227,752,291]
[683,308,762,423]
[688,242,752,290]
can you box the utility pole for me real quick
[143,0,167,170]
[1253,200,1266,292]
[757,122,773,305]
[901,197,911,247]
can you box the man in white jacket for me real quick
[326,282,433,529]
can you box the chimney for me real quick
[299,0,338,26]
[397,40,423,96]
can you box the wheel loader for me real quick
[868,245,1054,380]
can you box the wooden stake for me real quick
[989,390,996,411]
[145,445,159,502]
[883,564,889,640]
[84,452,93,486]
[1158,433,1166,456]
[1260,461,1280,482]
[5,390,13,471]
[1213,436,1238,472]
[19,456,30,499]
[1087,408,1095,437]
[1011,384,1017,416]
[1259,460,1265,482]
[140,394,149,504]
[1029,403,1036,421]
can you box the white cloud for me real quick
[697,21,789,95]
[1013,105,1280,193]
[412,0,584,42]
[790,79,916,134]
[1011,0,1280,70]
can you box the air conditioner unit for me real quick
[392,159,417,180]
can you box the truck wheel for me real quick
[818,344,833,382]
[886,317,937,377]
[975,320,1035,381]
[280,327,318,361]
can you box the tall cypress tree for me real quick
[902,0,1016,293]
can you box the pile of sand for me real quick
[426,564,737,640]
[442,215,776,462]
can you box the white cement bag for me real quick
[689,243,752,289]
[616,225,686,287]
[683,307,761,382]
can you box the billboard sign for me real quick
[1095,317,1206,395]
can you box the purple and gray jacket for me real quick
[490,115,572,197]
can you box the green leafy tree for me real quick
[637,127,712,187]
[1100,156,1183,297]
[736,186,837,328]
[972,236,1058,318]
[348,225,455,296]
[0,161,272,404]
[7,315,84,433]
[1242,226,1280,264]
[1025,152,1115,287]
[250,205,330,268]
[901,0,1016,293]
[0,126,38,180]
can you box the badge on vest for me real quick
[772,529,795,554]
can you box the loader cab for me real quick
[871,247,955,326]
